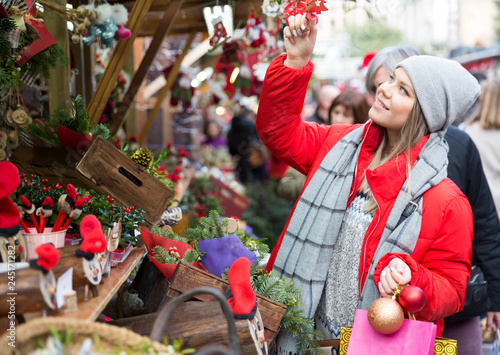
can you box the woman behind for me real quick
[329,88,369,125]
[202,120,227,149]
[277,88,369,202]
[257,14,478,353]
[463,82,500,217]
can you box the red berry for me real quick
[21,174,25,178]
[42,187,47,192]
[47,187,51,191]
[125,208,130,213]
[30,174,34,178]
[130,206,135,210]
[23,179,28,184]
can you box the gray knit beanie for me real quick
[396,55,481,132]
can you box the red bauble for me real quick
[399,285,426,313]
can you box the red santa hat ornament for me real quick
[0,161,20,199]
[227,257,257,319]
[29,244,60,273]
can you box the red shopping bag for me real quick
[346,309,437,355]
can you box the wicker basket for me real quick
[0,317,168,355]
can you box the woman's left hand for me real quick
[378,258,412,297]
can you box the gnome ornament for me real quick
[75,227,107,286]
[0,162,27,262]
[227,257,268,355]
[29,244,61,309]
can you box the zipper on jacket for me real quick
[358,175,381,297]
[349,121,373,200]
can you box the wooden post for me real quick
[137,31,196,145]
[72,41,95,104]
[110,0,185,136]
[44,0,70,114]
[87,0,155,123]
[123,48,137,137]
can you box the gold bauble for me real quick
[367,297,404,334]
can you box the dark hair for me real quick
[203,120,221,137]
[328,89,370,124]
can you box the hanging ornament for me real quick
[398,285,426,313]
[284,0,329,25]
[243,10,269,49]
[262,0,282,17]
[367,297,405,335]
[209,16,228,47]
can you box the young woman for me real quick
[366,47,500,355]
[257,15,478,353]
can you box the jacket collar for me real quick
[358,121,429,206]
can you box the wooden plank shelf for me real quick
[20,246,146,323]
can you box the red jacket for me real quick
[256,55,473,336]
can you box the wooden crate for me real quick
[166,262,287,345]
[76,137,173,225]
[10,136,174,225]
[109,298,259,354]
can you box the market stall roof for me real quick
[106,0,260,36]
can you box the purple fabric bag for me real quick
[198,234,257,277]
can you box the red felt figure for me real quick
[79,229,107,255]
[0,198,22,238]
[32,244,60,272]
[52,184,77,232]
[227,257,257,318]
[80,214,102,239]
[36,197,53,233]
[227,257,268,355]
[0,163,26,262]
[0,161,20,199]
[59,196,88,231]
[19,195,39,232]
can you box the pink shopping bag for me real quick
[346,309,437,355]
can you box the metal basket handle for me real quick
[149,286,240,355]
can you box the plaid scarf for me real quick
[273,125,449,354]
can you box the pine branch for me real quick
[151,246,177,264]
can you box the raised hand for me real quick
[283,14,318,69]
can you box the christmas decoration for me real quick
[0,161,26,262]
[227,257,257,317]
[162,65,195,110]
[283,0,329,25]
[262,0,282,17]
[30,244,60,272]
[243,10,269,49]
[131,147,154,169]
[209,16,228,47]
[367,297,405,335]
[36,0,96,44]
[78,3,130,46]
[80,214,102,239]
[398,285,426,313]
[227,257,268,355]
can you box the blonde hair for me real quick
[361,100,429,213]
[469,81,500,129]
